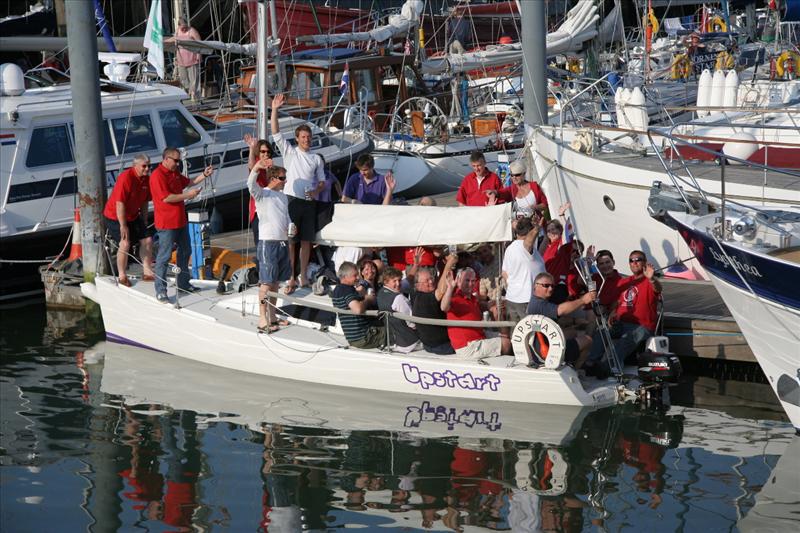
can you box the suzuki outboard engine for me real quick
[637,336,682,384]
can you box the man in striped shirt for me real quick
[331,262,385,349]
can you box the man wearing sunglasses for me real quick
[150,147,214,302]
[525,272,596,368]
[585,250,662,376]
[248,161,292,332]
[103,153,155,287]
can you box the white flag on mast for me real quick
[143,0,164,79]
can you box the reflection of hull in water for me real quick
[96,341,593,444]
[737,437,800,532]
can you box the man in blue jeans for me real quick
[149,147,213,302]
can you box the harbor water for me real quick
[1,300,797,532]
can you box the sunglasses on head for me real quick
[629,257,645,263]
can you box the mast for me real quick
[65,0,108,280]
[257,0,269,138]
[269,0,285,91]
[522,0,547,126]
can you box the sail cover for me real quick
[420,0,600,75]
[296,0,424,46]
[315,203,513,247]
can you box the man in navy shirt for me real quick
[341,154,396,205]
[526,272,595,368]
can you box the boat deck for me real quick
[592,146,800,194]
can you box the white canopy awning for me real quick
[296,0,423,46]
[316,203,513,247]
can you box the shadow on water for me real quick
[0,304,797,532]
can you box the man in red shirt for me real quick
[103,154,155,286]
[440,266,510,359]
[150,147,213,302]
[586,250,661,372]
[455,151,503,207]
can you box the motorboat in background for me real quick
[0,62,369,298]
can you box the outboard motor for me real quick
[637,336,683,384]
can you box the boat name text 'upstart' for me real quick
[402,363,501,392]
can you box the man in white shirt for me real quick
[502,217,546,323]
[271,93,325,291]
[248,160,292,333]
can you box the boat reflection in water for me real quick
[78,340,791,531]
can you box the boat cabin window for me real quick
[352,68,376,103]
[111,115,157,155]
[192,114,218,131]
[26,125,73,168]
[287,71,324,105]
[68,123,115,158]
[159,109,202,147]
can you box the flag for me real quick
[339,63,349,95]
[143,0,164,79]
[93,0,116,52]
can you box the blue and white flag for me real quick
[143,0,164,79]
[340,63,349,95]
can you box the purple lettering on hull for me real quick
[401,363,501,392]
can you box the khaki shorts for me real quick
[455,336,503,360]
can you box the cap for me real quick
[509,160,526,175]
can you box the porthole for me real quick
[603,195,615,211]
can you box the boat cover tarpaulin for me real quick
[296,0,423,46]
[316,203,513,247]
[419,0,599,75]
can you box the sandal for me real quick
[257,324,281,334]
[271,318,290,327]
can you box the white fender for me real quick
[709,69,726,111]
[723,70,739,108]
[697,69,713,117]
[511,315,567,369]
[722,132,758,163]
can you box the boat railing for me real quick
[264,289,518,330]
[558,73,615,137]
[11,84,171,115]
[31,168,76,233]
[646,123,800,240]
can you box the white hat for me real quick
[509,160,526,175]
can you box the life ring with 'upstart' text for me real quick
[511,315,566,369]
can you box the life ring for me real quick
[511,315,566,369]
[671,53,692,79]
[705,16,727,33]
[646,8,660,35]
[715,51,734,71]
[776,51,800,78]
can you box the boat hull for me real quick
[83,276,619,408]
[668,212,800,431]
[531,129,800,278]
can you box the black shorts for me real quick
[288,196,317,242]
[106,217,150,244]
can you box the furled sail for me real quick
[420,0,600,75]
[295,0,423,46]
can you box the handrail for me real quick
[11,85,171,115]
[265,289,518,329]
[646,125,800,239]
[32,168,75,232]
[558,72,615,139]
